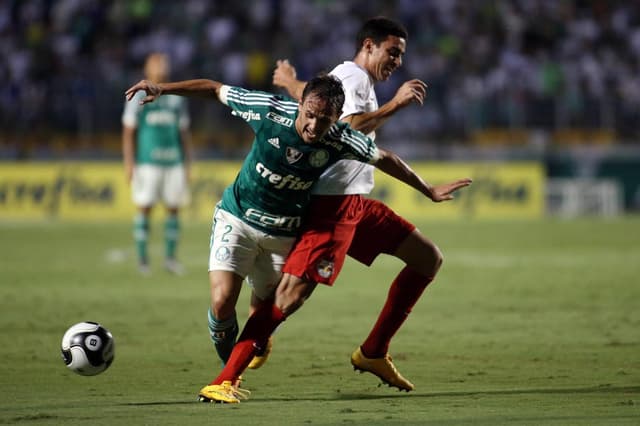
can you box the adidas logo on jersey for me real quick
[267,138,280,148]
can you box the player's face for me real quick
[368,35,406,82]
[295,94,340,144]
[145,53,170,83]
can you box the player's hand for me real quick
[125,80,162,105]
[272,59,297,88]
[427,178,473,202]
[392,79,428,108]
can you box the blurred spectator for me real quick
[1,0,639,159]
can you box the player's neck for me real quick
[353,55,375,81]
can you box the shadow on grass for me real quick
[120,384,640,406]
[334,384,640,401]
[121,401,200,406]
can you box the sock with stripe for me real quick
[207,308,239,367]
[133,213,149,265]
[164,214,179,260]
[211,303,285,385]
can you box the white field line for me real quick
[446,249,636,268]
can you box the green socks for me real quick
[165,214,179,260]
[133,213,149,265]
[208,308,239,367]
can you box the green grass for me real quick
[0,218,639,425]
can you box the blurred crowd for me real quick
[1,0,639,158]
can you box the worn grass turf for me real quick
[0,218,639,425]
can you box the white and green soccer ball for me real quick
[61,322,115,376]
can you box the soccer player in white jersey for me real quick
[122,53,192,275]
[125,71,471,403]
[267,17,445,392]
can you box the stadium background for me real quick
[0,0,639,221]
[1,2,639,424]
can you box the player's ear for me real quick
[363,38,375,53]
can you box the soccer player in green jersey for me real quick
[125,74,471,403]
[122,53,192,275]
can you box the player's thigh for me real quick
[162,164,189,208]
[246,234,296,300]
[282,222,356,286]
[347,198,415,266]
[208,206,259,280]
[132,164,162,206]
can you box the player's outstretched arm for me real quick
[344,79,428,135]
[272,59,305,101]
[373,148,472,202]
[125,79,224,105]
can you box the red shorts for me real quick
[282,194,415,285]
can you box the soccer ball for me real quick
[61,321,115,376]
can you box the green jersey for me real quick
[219,85,379,237]
[122,92,190,166]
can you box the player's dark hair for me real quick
[301,74,345,116]
[355,17,408,53]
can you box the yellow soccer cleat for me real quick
[247,336,273,370]
[350,347,415,391]
[198,380,251,404]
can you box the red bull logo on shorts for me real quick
[316,259,335,279]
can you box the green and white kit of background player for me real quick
[122,91,190,270]
[209,85,379,300]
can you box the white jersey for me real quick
[311,61,378,195]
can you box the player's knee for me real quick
[274,286,305,317]
[431,244,444,274]
[274,274,313,317]
[413,244,443,278]
[211,298,235,321]
[418,245,443,280]
[275,297,304,317]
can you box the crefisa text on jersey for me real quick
[255,162,314,190]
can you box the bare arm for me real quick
[273,59,427,135]
[125,79,224,105]
[373,148,472,202]
[342,79,427,135]
[272,59,305,100]
[122,125,136,183]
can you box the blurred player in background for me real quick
[264,17,437,391]
[122,53,192,275]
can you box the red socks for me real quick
[209,266,432,383]
[211,303,286,385]
[360,267,432,358]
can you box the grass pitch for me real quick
[0,218,638,425]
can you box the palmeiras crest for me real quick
[309,149,330,167]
